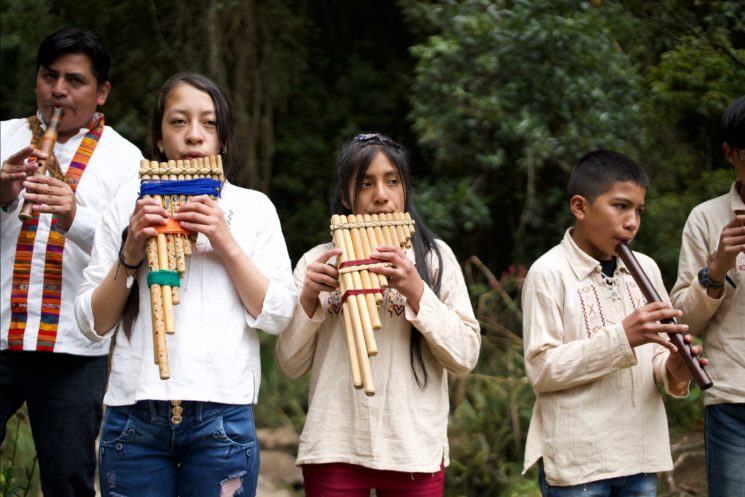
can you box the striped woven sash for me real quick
[7,114,104,351]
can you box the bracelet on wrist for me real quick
[697,266,724,289]
[119,227,144,271]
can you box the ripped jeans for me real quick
[98,401,259,497]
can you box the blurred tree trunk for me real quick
[143,0,287,193]
[211,0,277,192]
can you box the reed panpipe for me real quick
[139,155,224,379]
[330,212,416,395]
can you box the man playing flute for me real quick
[671,95,745,497]
[0,27,141,497]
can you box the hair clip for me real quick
[353,133,403,150]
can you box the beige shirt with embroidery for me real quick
[670,181,745,406]
[522,230,684,486]
[275,239,480,473]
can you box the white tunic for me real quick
[1,116,142,355]
[75,182,297,405]
[276,239,481,473]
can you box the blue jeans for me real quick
[0,350,107,497]
[98,400,259,497]
[538,461,656,497]
[705,403,745,497]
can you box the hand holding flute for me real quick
[617,242,713,390]
[18,108,70,222]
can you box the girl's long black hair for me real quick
[330,133,443,389]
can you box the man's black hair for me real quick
[36,27,110,85]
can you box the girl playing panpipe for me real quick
[275,133,481,497]
[74,73,296,497]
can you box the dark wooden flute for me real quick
[616,242,712,390]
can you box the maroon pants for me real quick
[302,462,445,497]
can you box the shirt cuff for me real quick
[62,204,96,253]
[405,284,435,323]
[0,197,19,213]
[662,356,691,398]
[244,278,295,334]
[611,322,639,368]
[76,291,115,343]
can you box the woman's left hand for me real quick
[369,245,425,311]
[174,195,234,256]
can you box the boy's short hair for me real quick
[36,27,110,85]
[722,96,745,148]
[567,150,649,202]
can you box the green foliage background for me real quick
[1,0,744,495]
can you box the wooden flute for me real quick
[616,242,713,390]
[19,107,64,221]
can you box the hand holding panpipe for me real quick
[330,212,416,395]
[616,242,713,390]
[138,155,224,379]
[19,107,64,221]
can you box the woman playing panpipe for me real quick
[74,73,296,497]
[276,133,481,497]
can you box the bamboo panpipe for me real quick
[330,212,415,395]
[138,155,224,379]
[19,107,64,221]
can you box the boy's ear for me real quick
[723,142,735,165]
[569,194,588,220]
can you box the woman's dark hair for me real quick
[331,133,443,389]
[148,72,236,178]
[37,27,110,86]
[122,73,236,339]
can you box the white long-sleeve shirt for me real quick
[670,181,745,406]
[275,239,480,473]
[1,116,142,355]
[522,230,684,486]
[75,182,297,405]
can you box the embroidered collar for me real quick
[560,228,631,281]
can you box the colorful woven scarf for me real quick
[7,114,104,351]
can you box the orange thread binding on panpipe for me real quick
[153,219,190,236]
